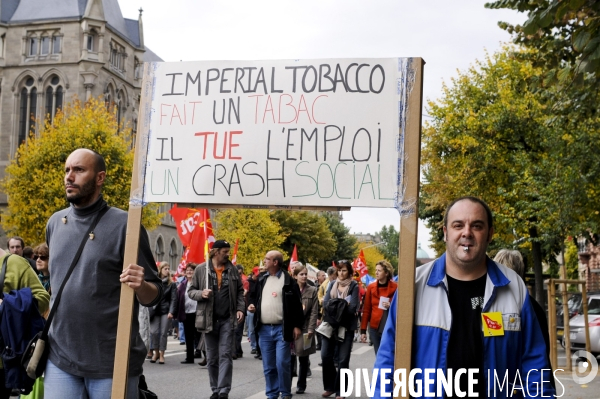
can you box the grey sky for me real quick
[120,0,525,255]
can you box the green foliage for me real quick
[214,209,286,273]
[317,212,357,270]
[564,239,581,281]
[1,96,162,246]
[486,0,600,84]
[271,210,337,265]
[420,48,600,302]
[378,225,399,272]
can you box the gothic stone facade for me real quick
[0,0,181,270]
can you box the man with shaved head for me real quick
[248,250,303,399]
[44,148,162,399]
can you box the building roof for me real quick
[143,46,163,62]
[3,0,145,49]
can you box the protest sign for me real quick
[137,58,414,209]
[113,58,424,399]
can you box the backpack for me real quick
[0,255,46,395]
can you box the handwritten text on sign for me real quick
[142,58,405,207]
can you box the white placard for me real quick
[141,58,407,208]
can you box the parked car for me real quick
[556,293,583,339]
[564,294,600,355]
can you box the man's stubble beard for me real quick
[66,177,97,205]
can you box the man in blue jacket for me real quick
[374,196,555,398]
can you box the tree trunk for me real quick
[529,226,545,306]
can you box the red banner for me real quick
[353,249,368,278]
[169,206,215,273]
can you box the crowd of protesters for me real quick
[3,149,549,399]
[1,229,389,399]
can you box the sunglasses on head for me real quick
[33,255,48,261]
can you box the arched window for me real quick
[104,85,114,110]
[116,91,122,128]
[169,239,179,270]
[155,236,164,261]
[18,77,37,145]
[45,75,63,122]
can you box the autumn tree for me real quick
[378,225,399,272]
[214,209,287,272]
[317,212,357,270]
[1,97,162,245]
[420,48,600,304]
[271,210,337,265]
[487,0,600,85]
[358,242,385,277]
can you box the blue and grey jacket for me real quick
[373,254,555,398]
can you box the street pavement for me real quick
[142,336,600,398]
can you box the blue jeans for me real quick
[258,324,291,399]
[44,360,139,399]
[246,311,256,349]
[369,326,382,355]
[179,321,185,343]
[321,329,354,395]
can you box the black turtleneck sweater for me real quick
[46,195,162,378]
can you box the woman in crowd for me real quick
[359,260,397,354]
[320,260,359,399]
[149,261,177,364]
[176,262,207,364]
[291,264,318,394]
[33,243,50,294]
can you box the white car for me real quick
[565,294,600,355]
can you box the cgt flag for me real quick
[169,206,215,272]
[288,244,298,271]
[353,249,369,278]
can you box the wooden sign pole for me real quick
[111,63,154,399]
[394,58,425,398]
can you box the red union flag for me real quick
[169,206,215,272]
[231,238,239,265]
[353,249,368,278]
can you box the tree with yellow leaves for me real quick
[214,209,287,273]
[357,242,385,277]
[1,96,162,246]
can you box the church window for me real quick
[28,37,38,56]
[169,239,179,271]
[45,75,63,122]
[109,41,126,72]
[40,36,50,55]
[87,29,98,52]
[155,236,165,261]
[52,36,61,54]
[18,78,37,145]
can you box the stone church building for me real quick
[0,0,182,270]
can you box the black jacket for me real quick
[155,279,177,316]
[251,270,303,342]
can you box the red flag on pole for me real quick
[187,209,214,264]
[169,207,215,273]
[288,244,298,271]
[353,249,368,278]
[231,239,239,265]
[332,260,337,269]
